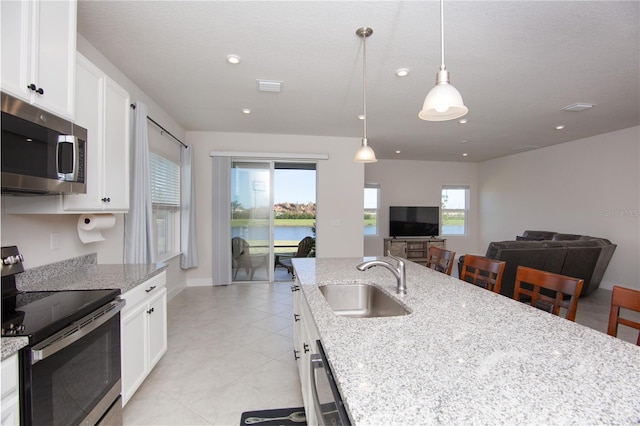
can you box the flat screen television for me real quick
[389,206,440,238]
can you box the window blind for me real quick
[150,152,180,209]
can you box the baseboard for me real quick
[187,277,215,287]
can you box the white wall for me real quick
[364,159,480,260]
[478,126,640,290]
[185,131,364,286]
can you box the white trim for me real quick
[187,277,216,287]
[210,151,329,160]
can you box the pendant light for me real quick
[419,0,468,121]
[354,27,377,163]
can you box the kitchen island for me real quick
[292,257,640,425]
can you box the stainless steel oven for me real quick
[1,246,124,425]
[310,340,350,426]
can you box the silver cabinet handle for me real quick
[310,354,324,422]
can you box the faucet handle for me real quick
[386,250,405,266]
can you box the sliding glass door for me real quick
[231,162,272,282]
[230,160,317,282]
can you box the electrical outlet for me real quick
[50,232,60,250]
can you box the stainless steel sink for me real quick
[318,284,410,318]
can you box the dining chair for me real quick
[425,246,456,275]
[607,285,640,345]
[460,254,506,294]
[514,266,584,321]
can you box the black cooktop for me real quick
[1,289,120,344]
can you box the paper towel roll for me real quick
[77,214,116,243]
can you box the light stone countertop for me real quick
[292,257,640,425]
[2,256,167,359]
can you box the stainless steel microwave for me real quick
[1,92,87,195]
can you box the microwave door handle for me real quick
[56,135,78,181]
[310,353,325,423]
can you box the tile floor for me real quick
[122,281,639,426]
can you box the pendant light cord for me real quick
[440,0,445,70]
[362,31,368,141]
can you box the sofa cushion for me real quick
[522,230,558,241]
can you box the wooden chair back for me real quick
[514,266,584,321]
[607,285,640,345]
[295,236,315,258]
[426,246,456,275]
[460,254,506,294]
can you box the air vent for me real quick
[256,80,283,93]
[561,103,595,112]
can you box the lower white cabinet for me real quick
[120,272,167,406]
[1,353,20,426]
[292,284,320,425]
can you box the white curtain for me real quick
[211,156,232,285]
[180,146,199,269]
[124,102,155,264]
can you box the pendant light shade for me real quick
[354,27,377,163]
[354,138,377,163]
[419,0,468,121]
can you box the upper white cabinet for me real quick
[64,53,130,212]
[4,54,130,214]
[1,0,76,120]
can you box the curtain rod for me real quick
[130,104,187,148]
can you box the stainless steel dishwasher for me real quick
[310,340,351,426]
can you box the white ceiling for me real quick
[77,1,639,162]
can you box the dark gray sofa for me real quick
[458,230,617,298]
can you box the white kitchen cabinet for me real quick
[292,284,320,426]
[1,0,76,120]
[120,272,167,406]
[64,53,130,211]
[3,53,131,214]
[1,354,20,426]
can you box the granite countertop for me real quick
[292,257,640,425]
[1,254,167,359]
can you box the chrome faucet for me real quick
[356,252,407,294]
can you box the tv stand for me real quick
[383,237,446,267]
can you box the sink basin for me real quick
[318,284,410,318]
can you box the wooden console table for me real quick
[383,238,446,267]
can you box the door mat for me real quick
[240,407,306,425]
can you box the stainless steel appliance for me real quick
[1,92,87,195]
[310,340,350,426]
[1,246,124,425]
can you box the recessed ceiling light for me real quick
[460,140,469,144]
[459,119,468,124]
[555,125,565,130]
[226,54,241,64]
[395,150,401,154]
[241,108,251,114]
[462,153,468,157]
[357,114,365,120]
[395,68,410,77]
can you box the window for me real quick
[364,183,380,236]
[150,152,180,260]
[441,186,469,236]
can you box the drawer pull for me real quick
[147,307,155,315]
[303,343,310,353]
[293,349,300,360]
[294,314,300,322]
[145,286,156,293]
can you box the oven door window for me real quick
[30,315,121,425]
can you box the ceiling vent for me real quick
[256,80,283,93]
[561,103,595,112]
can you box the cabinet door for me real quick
[121,302,149,406]
[64,54,105,211]
[102,77,130,211]
[1,0,33,101]
[387,241,406,257]
[148,288,167,370]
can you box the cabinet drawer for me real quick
[1,354,18,400]
[121,272,167,314]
